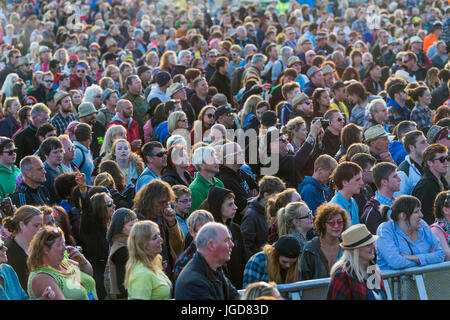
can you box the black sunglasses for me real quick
[106,200,114,208]
[297,212,313,220]
[433,156,450,163]
[3,148,18,155]
[152,150,167,158]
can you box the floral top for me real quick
[431,218,450,246]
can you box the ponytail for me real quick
[380,205,391,222]
[277,207,287,236]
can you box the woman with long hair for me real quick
[376,195,445,270]
[99,124,127,160]
[301,203,348,280]
[335,124,363,162]
[239,94,264,128]
[190,105,216,145]
[341,66,361,82]
[433,105,450,124]
[277,201,314,250]
[31,71,44,91]
[311,88,331,117]
[0,73,19,99]
[69,89,82,113]
[105,208,138,299]
[409,85,433,131]
[327,224,387,300]
[161,144,192,187]
[243,234,302,288]
[2,97,21,136]
[11,81,28,105]
[159,50,177,74]
[125,220,173,300]
[105,64,122,93]
[431,191,450,261]
[425,67,440,92]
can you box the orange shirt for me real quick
[423,34,438,54]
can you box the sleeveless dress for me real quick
[27,259,97,300]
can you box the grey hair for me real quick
[20,155,41,174]
[368,98,386,116]
[251,53,266,65]
[191,146,217,170]
[187,210,214,231]
[195,222,227,251]
[82,84,103,104]
[178,49,191,61]
[166,134,187,149]
[281,46,294,58]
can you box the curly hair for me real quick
[313,203,348,235]
[133,180,175,220]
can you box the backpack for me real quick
[74,145,86,172]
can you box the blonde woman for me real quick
[327,224,387,300]
[2,97,21,135]
[239,94,263,127]
[105,64,122,92]
[277,202,314,251]
[241,281,282,300]
[167,110,189,138]
[53,48,69,72]
[99,124,127,159]
[125,220,173,300]
[31,71,44,91]
[0,73,19,98]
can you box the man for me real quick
[29,71,56,103]
[430,69,450,110]
[172,50,192,77]
[290,92,314,130]
[287,56,309,91]
[406,36,431,70]
[329,161,364,226]
[11,155,50,207]
[147,70,172,110]
[382,37,401,67]
[370,29,389,65]
[96,88,119,128]
[314,32,333,56]
[135,141,167,192]
[386,82,409,132]
[137,65,152,91]
[362,63,382,96]
[214,105,236,129]
[365,99,389,131]
[413,144,449,224]
[364,124,394,163]
[73,123,95,185]
[298,155,337,214]
[34,46,51,72]
[208,57,231,104]
[396,130,428,196]
[15,56,33,86]
[77,102,106,161]
[122,75,149,140]
[329,51,346,78]
[362,162,401,234]
[204,49,218,82]
[215,142,258,224]
[59,134,76,174]
[430,41,448,70]
[57,73,71,92]
[424,21,443,53]
[14,103,51,165]
[330,81,349,123]
[233,25,256,51]
[174,222,239,300]
[108,99,141,152]
[304,66,324,97]
[241,175,285,256]
[189,77,211,116]
[278,82,301,125]
[351,153,377,219]
[261,43,279,83]
[40,137,64,204]
[189,146,225,214]
[0,49,20,87]
[50,91,77,136]
[0,138,20,200]
[321,109,345,157]
[168,83,195,130]
[282,26,297,50]
[402,51,427,82]
[427,125,450,149]
[242,54,266,84]
[321,64,336,89]
[271,46,293,84]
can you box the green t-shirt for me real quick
[127,261,172,300]
[189,173,225,215]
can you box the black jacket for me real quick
[90,121,106,160]
[209,71,231,104]
[321,129,341,158]
[162,168,193,187]
[174,252,240,300]
[14,124,39,165]
[361,196,384,235]
[11,181,50,207]
[0,63,16,87]
[240,198,269,257]
[412,167,449,224]
[430,82,449,110]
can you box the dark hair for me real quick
[90,192,112,231]
[313,203,348,235]
[54,173,78,200]
[311,88,329,117]
[142,141,164,163]
[133,179,175,220]
[423,143,448,167]
[52,206,75,246]
[438,69,450,82]
[350,153,376,171]
[340,123,363,150]
[433,105,450,124]
[36,123,56,139]
[433,191,450,220]
[18,106,32,126]
[165,144,188,170]
[372,162,397,189]
[98,160,126,191]
[402,130,424,154]
[381,195,421,222]
[409,85,429,102]
[74,123,92,142]
[40,136,63,158]
[215,56,229,70]
[258,175,286,200]
[332,161,362,190]
[346,82,368,102]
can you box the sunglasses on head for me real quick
[433,155,450,163]
[152,150,167,158]
[327,220,344,227]
[3,148,18,155]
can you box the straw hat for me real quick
[340,224,378,249]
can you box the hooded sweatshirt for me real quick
[298,176,333,214]
[206,187,249,289]
[0,163,20,200]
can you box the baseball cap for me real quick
[215,105,236,118]
[307,66,321,78]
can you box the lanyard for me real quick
[42,262,87,290]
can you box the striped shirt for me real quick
[50,112,77,136]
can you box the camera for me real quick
[313,117,330,128]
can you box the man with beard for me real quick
[108,99,141,153]
[77,102,106,161]
[50,91,77,136]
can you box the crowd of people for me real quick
[0,0,449,301]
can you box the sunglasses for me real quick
[205,113,215,119]
[44,80,53,83]
[77,70,86,73]
[178,118,188,122]
[3,148,18,155]
[327,220,344,227]
[106,200,114,208]
[297,212,313,220]
[336,117,344,122]
[152,150,167,158]
[433,156,450,163]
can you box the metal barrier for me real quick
[238,261,450,300]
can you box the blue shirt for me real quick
[376,220,445,270]
[176,215,188,240]
[374,191,395,219]
[329,191,360,225]
[135,167,161,192]
[0,264,29,300]
[73,141,94,185]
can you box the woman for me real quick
[11,81,28,105]
[300,203,348,280]
[152,100,181,143]
[283,117,309,153]
[99,124,127,161]
[340,143,370,163]
[104,65,122,93]
[2,97,21,136]
[240,281,282,300]
[165,110,189,146]
[347,82,370,127]
[409,85,433,131]
[2,205,43,290]
[145,51,160,69]
[433,105,450,124]
[341,66,361,82]
[105,208,138,299]
[0,73,19,99]
[158,50,177,74]
[277,202,314,251]
[125,220,173,300]
[98,160,135,209]
[240,94,263,128]
[53,48,68,72]
[191,57,205,74]
[334,124,363,162]
[31,71,44,92]
[162,144,193,187]
[52,206,76,247]
[425,67,440,92]
[200,187,248,289]
[69,89,82,113]
[190,105,216,145]
[312,88,331,117]
[327,224,387,300]
[76,171,116,300]
[243,235,302,288]
[133,180,184,279]
[0,239,55,300]
[102,138,144,186]
[431,191,450,261]
[243,100,269,134]
[27,226,97,300]
[376,195,445,270]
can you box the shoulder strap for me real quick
[75,145,86,171]
[312,237,330,275]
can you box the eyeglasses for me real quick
[151,150,167,158]
[327,220,344,227]
[77,70,86,74]
[2,148,18,155]
[432,155,450,163]
[178,118,188,122]
[297,212,313,220]
[106,200,114,208]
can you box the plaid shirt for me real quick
[172,241,197,282]
[50,112,77,136]
[442,16,450,43]
[327,266,387,300]
[351,19,370,36]
[349,105,366,127]
[410,104,432,131]
[243,251,269,288]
